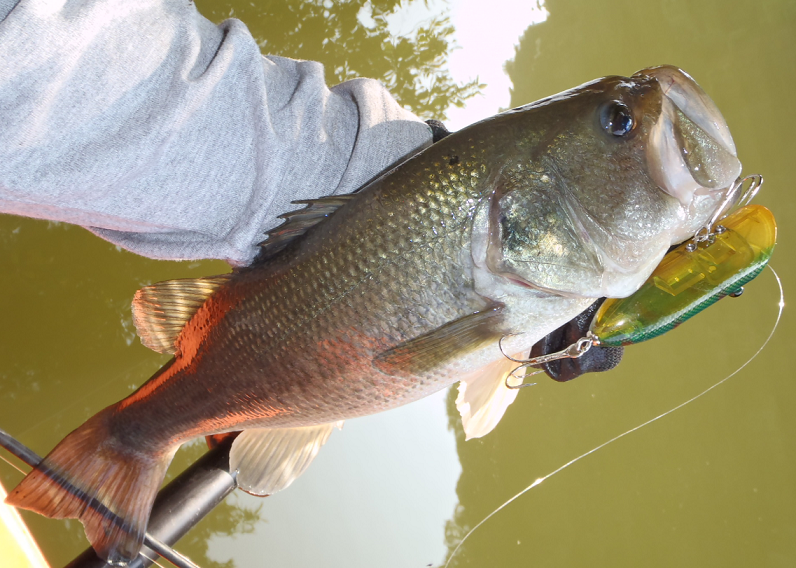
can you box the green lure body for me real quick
[590,204,777,347]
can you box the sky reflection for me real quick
[387,0,550,129]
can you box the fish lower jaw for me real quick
[588,253,660,299]
[494,295,598,359]
[647,95,741,210]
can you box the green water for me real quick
[1,0,795,567]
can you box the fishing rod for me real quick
[0,427,236,568]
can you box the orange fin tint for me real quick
[5,410,175,564]
[132,275,231,354]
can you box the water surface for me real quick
[1,1,794,567]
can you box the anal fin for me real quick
[230,422,343,496]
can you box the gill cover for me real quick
[486,174,603,295]
[484,66,742,299]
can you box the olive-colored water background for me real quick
[1,0,794,567]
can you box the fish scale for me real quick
[116,141,497,443]
[6,66,747,564]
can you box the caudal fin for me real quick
[5,409,175,564]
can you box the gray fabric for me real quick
[0,0,19,21]
[0,0,432,265]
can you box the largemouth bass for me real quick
[6,66,742,564]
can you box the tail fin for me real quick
[5,409,175,564]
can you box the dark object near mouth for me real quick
[530,299,624,382]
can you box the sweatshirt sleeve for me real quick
[0,0,433,265]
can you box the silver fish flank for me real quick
[7,65,742,564]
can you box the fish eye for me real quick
[600,101,635,137]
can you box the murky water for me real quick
[1,0,794,567]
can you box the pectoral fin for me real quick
[456,355,524,440]
[230,422,344,496]
[373,304,505,376]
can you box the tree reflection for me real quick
[165,441,262,568]
[441,385,471,568]
[194,0,482,120]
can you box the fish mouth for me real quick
[639,66,742,225]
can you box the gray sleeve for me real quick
[0,0,432,265]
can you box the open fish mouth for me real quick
[640,66,742,213]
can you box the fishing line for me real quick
[0,426,204,568]
[0,451,26,475]
[15,357,159,440]
[140,550,168,568]
[444,265,784,568]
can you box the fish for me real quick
[5,65,742,564]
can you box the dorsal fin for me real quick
[257,195,355,260]
[132,275,231,354]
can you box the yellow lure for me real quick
[590,204,777,347]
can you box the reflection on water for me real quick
[1,0,795,567]
[195,0,482,120]
[385,0,550,129]
[167,442,262,568]
[204,391,460,568]
[441,1,796,566]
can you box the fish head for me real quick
[482,65,742,298]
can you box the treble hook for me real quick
[688,174,764,251]
[500,333,601,389]
[506,367,543,389]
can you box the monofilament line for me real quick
[0,452,26,475]
[444,265,784,568]
[0,428,205,568]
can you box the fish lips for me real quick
[640,66,742,226]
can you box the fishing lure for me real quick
[448,263,784,568]
[591,202,776,346]
[504,175,776,384]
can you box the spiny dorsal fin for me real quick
[132,274,231,354]
[257,195,355,260]
[456,354,524,440]
[230,422,344,496]
[373,303,505,376]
